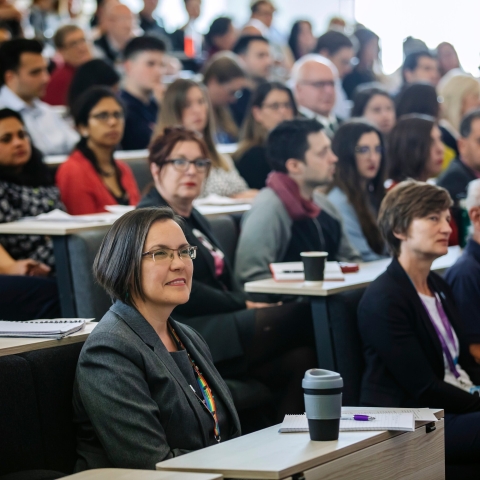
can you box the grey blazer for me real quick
[73,301,241,471]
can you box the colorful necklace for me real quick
[168,323,221,442]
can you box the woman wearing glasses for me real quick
[56,87,140,215]
[327,119,388,262]
[73,207,241,470]
[138,127,316,422]
[233,82,297,189]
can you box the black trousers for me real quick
[0,275,60,320]
[445,412,480,463]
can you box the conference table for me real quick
[157,410,445,479]
[51,469,223,480]
[244,246,462,369]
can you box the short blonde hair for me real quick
[438,73,480,132]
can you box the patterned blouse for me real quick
[201,153,248,198]
[0,181,63,268]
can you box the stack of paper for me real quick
[269,261,345,282]
[0,319,87,339]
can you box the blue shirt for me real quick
[444,239,480,343]
[119,90,159,151]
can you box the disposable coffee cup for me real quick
[302,368,343,441]
[300,252,328,285]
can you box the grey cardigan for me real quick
[327,187,388,263]
[234,188,361,285]
[73,301,241,471]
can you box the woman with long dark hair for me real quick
[0,108,61,319]
[204,17,237,59]
[288,20,316,60]
[327,119,387,261]
[234,82,297,189]
[56,87,140,214]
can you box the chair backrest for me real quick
[67,227,112,320]
[327,288,367,406]
[207,215,240,267]
[125,157,152,193]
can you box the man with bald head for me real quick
[292,54,339,137]
[94,2,135,66]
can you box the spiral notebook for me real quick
[0,319,87,339]
[279,413,415,432]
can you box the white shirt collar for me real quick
[298,105,336,126]
[0,85,42,112]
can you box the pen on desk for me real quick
[281,270,303,273]
[341,415,376,421]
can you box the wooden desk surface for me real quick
[0,322,96,356]
[64,469,222,480]
[245,246,461,297]
[157,425,403,479]
[45,149,149,166]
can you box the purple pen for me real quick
[341,415,376,421]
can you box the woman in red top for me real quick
[56,87,140,214]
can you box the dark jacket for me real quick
[137,187,253,366]
[358,257,480,413]
[73,301,240,471]
[437,157,477,204]
[235,145,270,190]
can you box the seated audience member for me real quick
[288,20,316,61]
[438,110,480,226]
[73,207,241,470]
[315,30,355,119]
[342,28,379,100]
[56,87,140,214]
[436,42,461,79]
[93,2,135,66]
[358,180,480,465]
[437,73,480,136]
[203,52,248,144]
[170,0,202,52]
[204,17,237,59]
[0,108,61,319]
[234,81,296,189]
[120,36,165,151]
[396,82,459,165]
[67,58,120,112]
[0,20,12,43]
[43,25,92,106]
[230,35,272,127]
[138,0,170,47]
[327,120,388,262]
[388,115,444,184]
[292,54,339,137]
[445,179,480,362]
[0,39,79,155]
[137,127,316,421]
[235,118,361,285]
[155,79,254,199]
[351,84,395,135]
[0,1,22,38]
[400,51,440,88]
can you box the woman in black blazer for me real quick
[74,207,240,470]
[358,180,480,463]
[138,127,316,421]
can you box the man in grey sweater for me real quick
[235,118,360,285]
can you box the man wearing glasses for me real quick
[43,25,92,106]
[292,54,340,138]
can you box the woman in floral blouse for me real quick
[0,108,62,319]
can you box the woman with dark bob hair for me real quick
[327,119,387,262]
[0,108,61,319]
[73,207,241,470]
[138,126,316,422]
[234,81,297,189]
[56,87,140,214]
[351,83,396,135]
[358,180,480,468]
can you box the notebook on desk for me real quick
[0,319,87,339]
[279,412,415,432]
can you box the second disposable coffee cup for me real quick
[300,251,328,285]
[302,368,343,441]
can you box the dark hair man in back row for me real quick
[437,109,480,226]
[235,118,360,285]
[402,50,439,86]
[229,35,272,127]
[120,36,166,150]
